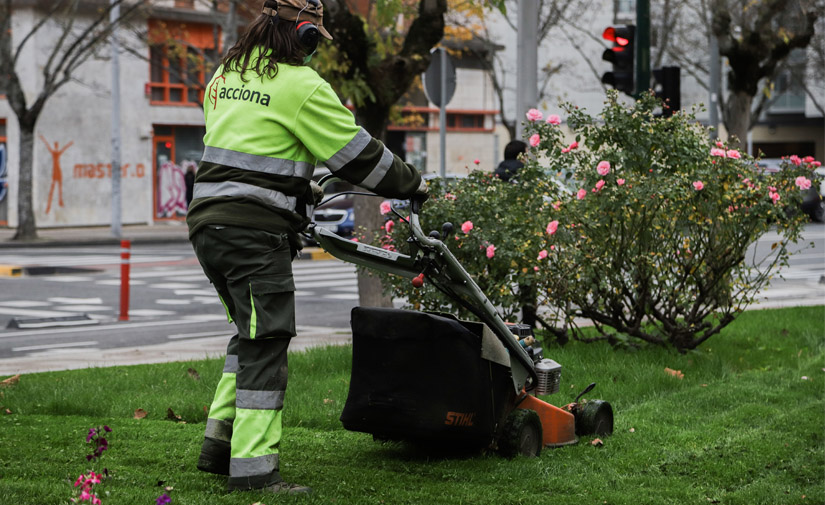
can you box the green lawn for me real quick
[1,306,823,505]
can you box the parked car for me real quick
[756,159,825,223]
[801,166,825,223]
[304,170,356,245]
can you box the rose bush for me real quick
[371,91,818,352]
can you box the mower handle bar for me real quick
[315,174,538,391]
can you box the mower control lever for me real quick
[441,222,454,237]
[575,383,597,403]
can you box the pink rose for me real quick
[529,134,541,147]
[710,148,726,157]
[444,192,456,200]
[379,201,392,215]
[552,201,561,210]
[550,245,556,251]
[803,156,815,163]
[693,181,704,191]
[486,244,496,258]
[770,191,781,204]
[597,161,611,176]
[569,141,579,150]
[533,266,539,271]
[795,176,812,190]
[461,220,473,234]
[716,141,724,148]
[384,220,394,233]
[576,188,587,200]
[537,249,548,260]
[546,220,559,235]
[726,149,741,159]
[546,114,561,125]
[617,178,625,186]
[473,158,480,165]
[526,108,543,121]
[789,155,802,166]
[594,179,605,191]
[813,161,822,168]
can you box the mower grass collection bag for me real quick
[340,307,516,448]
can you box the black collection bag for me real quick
[340,307,515,447]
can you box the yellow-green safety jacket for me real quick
[187,52,424,247]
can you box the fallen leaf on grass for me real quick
[4,408,12,415]
[203,405,209,415]
[629,428,635,433]
[591,438,604,447]
[664,367,684,379]
[134,408,148,419]
[0,374,20,387]
[167,408,182,421]
[323,398,334,405]
[187,368,201,381]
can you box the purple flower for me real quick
[156,493,172,505]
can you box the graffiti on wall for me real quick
[39,135,73,215]
[73,162,147,179]
[157,159,196,218]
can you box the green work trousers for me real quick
[190,225,296,490]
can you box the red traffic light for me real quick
[602,26,631,46]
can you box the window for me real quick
[447,113,485,131]
[768,49,806,114]
[148,20,219,106]
[616,0,635,16]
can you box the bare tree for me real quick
[448,0,591,141]
[0,0,148,240]
[711,0,819,144]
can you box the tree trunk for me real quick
[354,107,393,307]
[13,126,37,241]
[724,90,751,148]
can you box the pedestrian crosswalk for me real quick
[0,259,359,323]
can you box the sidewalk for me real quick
[0,222,333,259]
[0,326,353,375]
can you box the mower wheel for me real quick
[574,400,614,436]
[498,409,543,458]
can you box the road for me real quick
[0,223,822,374]
[0,244,359,372]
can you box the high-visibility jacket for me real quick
[187,49,424,246]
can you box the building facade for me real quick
[0,0,504,229]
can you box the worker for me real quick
[186,0,427,495]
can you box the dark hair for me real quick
[221,1,308,81]
[503,140,528,160]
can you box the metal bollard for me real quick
[119,239,130,321]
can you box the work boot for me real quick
[262,481,313,495]
[196,445,230,476]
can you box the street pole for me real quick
[110,0,122,238]
[635,0,651,97]
[516,0,538,140]
[439,47,447,178]
[708,33,721,140]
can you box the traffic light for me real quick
[653,66,681,117]
[601,25,635,96]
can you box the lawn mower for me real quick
[309,175,613,457]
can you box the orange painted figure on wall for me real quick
[40,135,73,214]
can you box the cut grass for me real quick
[0,306,823,504]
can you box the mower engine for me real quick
[507,323,561,396]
